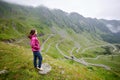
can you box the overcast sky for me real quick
[3,0,120,20]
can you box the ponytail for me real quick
[28,29,36,39]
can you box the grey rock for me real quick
[39,63,51,74]
[0,70,8,75]
[59,66,63,69]
[60,70,64,74]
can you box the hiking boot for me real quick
[37,67,43,71]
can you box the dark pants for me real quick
[33,51,42,68]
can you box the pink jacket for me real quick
[30,35,40,51]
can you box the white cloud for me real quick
[3,0,120,20]
[106,24,120,33]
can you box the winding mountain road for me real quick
[41,34,54,51]
[81,43,117,53]
[39,34,119,70]
[70,47,76,56]
[76,47,81,53]
[81,54,119,60]
[56,40,111,70]
[14,34,119,70]
[14,33,118,70]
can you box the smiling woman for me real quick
[3,0,120,20]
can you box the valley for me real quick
[0,1,120,80]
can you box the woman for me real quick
[28,29,43,70]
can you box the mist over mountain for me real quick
[0,0,120,43]
[0,1,120,79]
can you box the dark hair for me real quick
[28,29,36,39]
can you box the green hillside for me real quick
[0,1,120,80]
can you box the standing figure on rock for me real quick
[28,29,43,71]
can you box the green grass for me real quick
[59,40,74,56]
[0,19,29,40]
[0,1,120,79]
[85,55,120,77]
[46,41,64,59]
[0,41,120,80]
[0,12,119,80]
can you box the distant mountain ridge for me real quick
[100,19,120,33]
[0,0,120,43]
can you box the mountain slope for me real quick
[0,1,120,80]
[1,0,120,43]
[0,40,120,80]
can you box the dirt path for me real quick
[45,42,53,53]
[81,44,117,53]
[81,55,119,60]
[80,43,120,61]
[81,55,103,60]
[70,47,76,57]
[56,40,71,59]
[76,47,81,53]
[41,34,54,51]
[45,41,58,53]
[14,38,26,43]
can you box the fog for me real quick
[3,0,120,20]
